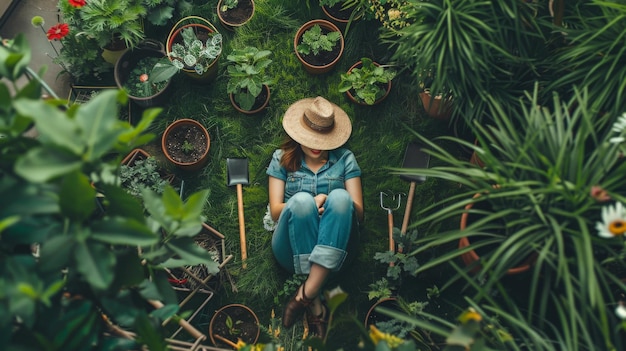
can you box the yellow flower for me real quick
[235,340,247,350]
[458,307,482,323]
[596,202,626,238]
[388,9,402,20]
[368,325,405,348]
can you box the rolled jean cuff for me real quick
[310,245,347,272]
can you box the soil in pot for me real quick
[297,27,342,67]
[163,123,209,164]
[219,0,254,26]
[210,304,259,347]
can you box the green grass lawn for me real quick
[129,0,471,347]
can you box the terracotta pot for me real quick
[419,90,452,120]
[344,60,392,106]
[161,119,210,171]
[459,193,536,275]
[294,19,344,75]
[114,40,173,108]
[321,3,361,29]
[468,139,485,168]
[229,84,270,114]
[209,304,260,348]
[167,21,221,83]
[364,297,401,329]
[217,0,255,31]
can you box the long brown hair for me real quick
[280,135,302,172]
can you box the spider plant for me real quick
[394,84,626,350]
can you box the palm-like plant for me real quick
[395,85,626,350]
[547,0,626,118]
[72,0,147,49]
[390,0,552,127]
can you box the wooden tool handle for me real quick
[237,184,247,268]
[388,210,395,267]
[148,300,205,340]
[399,181,417,252]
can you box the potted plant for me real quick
[395,86,626,350]
[114,40,173,108]
[208,303,260,348]
[294,19,344,74]
[217,0,256,31]
[339,57,396,106]
[60,0,148,64]
[226,46,273,114]
[320,0,362,29]
[155,16,223,83]
[161,118,211,171]
[0,37,222,349]
[419,89,452,120]
[119,148,174,198]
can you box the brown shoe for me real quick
[306,303,328,339]
[282,282,313,328]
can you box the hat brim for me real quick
[282,98,352,150]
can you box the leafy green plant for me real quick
[296,24,341,56]
[143,0,190,26]
[395,85,626,350]
[220,0,239,12]
[0,34,219,349]
[181,140,195,154]
[123,56,169,98]
[338,57,396,105]
[225,314,244,336]
[119,156,169,198]
[51,28,111,83]
[150,26,223,83]
[70,0,148,49]
[226,46,273,111]
[372,228,419,289]
[374,299,428,340]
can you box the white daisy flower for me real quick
[596,202,626,238]
[616,301,626,319]
[611,112,626,133]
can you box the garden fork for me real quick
[380,191,403,265]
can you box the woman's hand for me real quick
[314,194,328,215]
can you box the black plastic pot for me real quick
[114,39,173,108]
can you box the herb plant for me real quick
[339,57,396,105]
[226,46,273,111]
[296,24,341,56]
[119,156,169,198]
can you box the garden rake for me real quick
[380,191,403,265]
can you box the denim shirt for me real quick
[266,148,361,202]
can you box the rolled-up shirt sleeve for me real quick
[266,149,287,181]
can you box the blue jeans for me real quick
[272,189,355,274]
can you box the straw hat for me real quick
[282,96,352,150]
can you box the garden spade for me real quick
[399,143,430,244]
[227,158,249,268]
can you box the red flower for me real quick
[47,23,70,41]
[68,0,86,8]
[139,74,149,82]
